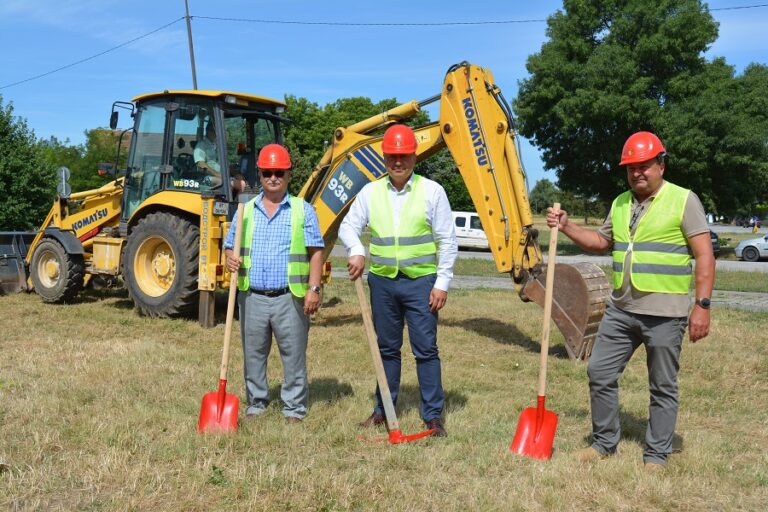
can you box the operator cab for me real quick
[113,91,287,222]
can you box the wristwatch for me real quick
[309,285,322,294]
[695,297,711,309]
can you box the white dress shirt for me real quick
[193,137,220,172]
[338,174,458,291]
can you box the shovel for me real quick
[510,202,561,459]
[198,203,244,433]
[354,277,434,444]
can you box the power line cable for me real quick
[0,17,184,90]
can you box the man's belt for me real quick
[250,287,290,297]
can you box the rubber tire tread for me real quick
[742,246,759,262]
[30,238,85,303]
[124,212,200,317]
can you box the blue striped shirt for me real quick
[224,193,324,290]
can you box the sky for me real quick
[1,0,767,188]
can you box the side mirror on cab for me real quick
[97,163,116,176]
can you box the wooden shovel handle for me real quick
[219,203,244,381]
[355,277,400,432]
[538,202,560,397]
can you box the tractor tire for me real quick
[123,212,199,317]
[742,246,760,262]
[30,238,85,303]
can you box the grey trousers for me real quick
[238,291,309,419]
[587,303,687,464]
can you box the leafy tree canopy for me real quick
[40,129,126,194]
[515,0,768,215]
[529,178,606,221]
[529,179,560,214]
[0,97,56,230]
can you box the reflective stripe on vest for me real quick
[368,174,437,278]
[611,182,691,294]
[237,195,309,297]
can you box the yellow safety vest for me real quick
[237,195,309,297]
[611,182,691,294]
[369,175,437,279]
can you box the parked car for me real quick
[709,230,720,258]
[452,211,489,250]
[735,234,768,262]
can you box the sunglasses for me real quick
[260,170,286,179]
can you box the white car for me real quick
[452,211,489,250]
[735,234,768,262]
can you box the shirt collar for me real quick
[386,173,415,192]
[255,192,290,210]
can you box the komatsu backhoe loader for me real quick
[19,62,608,359]
[22,90,288,326]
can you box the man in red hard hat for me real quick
[224,143,324,424]
[339,124,458,437]
[547,131,715,471]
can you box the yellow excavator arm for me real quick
[300,62,610,360]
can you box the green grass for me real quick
[1,284,767,510]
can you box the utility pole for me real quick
[184,0,198,89]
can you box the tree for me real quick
[414,148,473,211]
[0,97,56,230]
[662,61,768,215]
[39,136,84,187]
[76,129,126,191]
[40,129,126,196]
[282,95,429,195]
[528,179,560,214]
[514,0,768,215]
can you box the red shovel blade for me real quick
[510,396,558,460]
[198,379,239,433]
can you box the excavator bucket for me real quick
[520,262,611,361]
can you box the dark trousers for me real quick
[367,271,444,422]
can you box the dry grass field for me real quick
[1,281,767,511]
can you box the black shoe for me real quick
[425,418,447,437]
[359,411,386,428]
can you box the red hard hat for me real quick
[257,144,291,170]
[381,124,418,154]
[619,131,666,166]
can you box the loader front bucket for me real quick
[0,232,35,295]
[520,262,610,361]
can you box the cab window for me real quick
[123,101,166,219]
[168,99,219,192]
